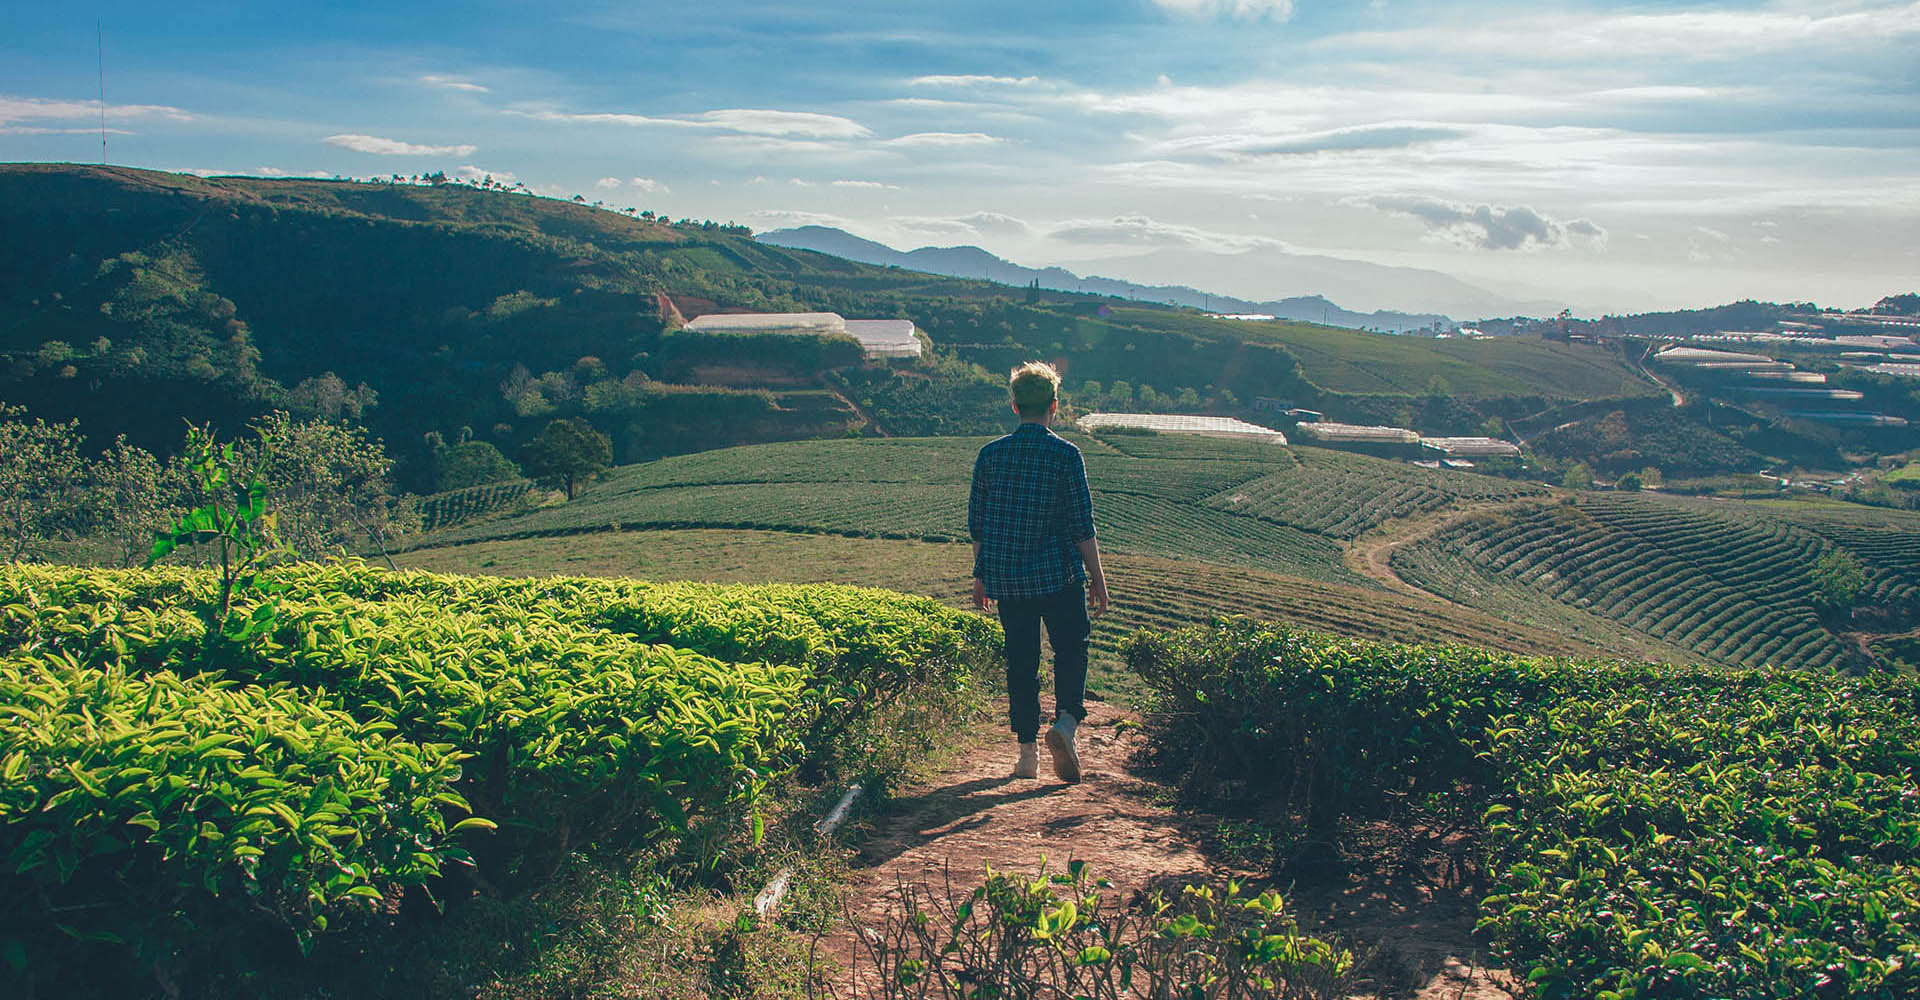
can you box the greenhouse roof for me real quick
[1421,437,1522,457]
[1078,413,1287,442]
[1294,422,1420,444]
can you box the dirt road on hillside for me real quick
[813,706,1514,999]
[1342,501,1534,608]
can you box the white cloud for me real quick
[908,74,1041,88]
[700,109,872,138]
[747,208,856,230]
[831,179,897,189]
[324,133,477,156]
[1046,214,1293,253]
[1321,2,1920,61]
[511,106,870,139]
[455,165,517,184]
[0,96,191,125]
[630,176,668,193]
[419,74,489,93]
[883,131,1004,148]
[893,211,1034,240]
[1349,195,1608,251]
[595,176,621,189]
[1152,0,1295,21]
[1159,122,1468,159]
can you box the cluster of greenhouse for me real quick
[681,312,925,359]
[1077,413,1288,442]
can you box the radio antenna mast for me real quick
[97,22,108,164]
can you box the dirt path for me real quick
[817,705,1514,998]
[1342,500,1532,607]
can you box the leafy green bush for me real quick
[0,562,1000,991]
[1128,619,1920,998]
[0,655,474,989]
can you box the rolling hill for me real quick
[2,164,1663,491]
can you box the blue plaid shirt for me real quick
[968,423,1097,600]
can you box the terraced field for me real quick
[1390,492,1915,670]
[1205,448,1545,538]
[419,434,1391,585]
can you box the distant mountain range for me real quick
[756,226,1563,330]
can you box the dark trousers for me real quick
[998,584,1090,743]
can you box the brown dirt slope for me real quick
[819,705,1515,999]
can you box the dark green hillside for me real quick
[2,163,1664,486]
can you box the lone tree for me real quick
[1811,548,1868,617]
[518,418,611,500]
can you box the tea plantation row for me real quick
[1394,492,1920,671]
[1130,620,1920,998]
[0,563,998,993]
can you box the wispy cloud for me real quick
[630,176,668,193]
[908,74,1040,88]
[1151,0,1294,21]
[455,164,516,184]
[324,133,477,156]
[1047,214,1293,253]
[510,106,871,139]
[1160,122,1468,159]
[882,131,1004,148]
[832,179,897,189]
[594,176,621,189]
[1348,195,1607,251]
[419,74,489,93]
[0,95,191,125]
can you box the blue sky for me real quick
[3,0,1916,315]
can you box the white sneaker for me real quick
[1014,742,1039,779]
[1045,716,1082,784]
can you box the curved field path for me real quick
[817,703,1515,999]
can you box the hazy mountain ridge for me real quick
[758,225,1556,330]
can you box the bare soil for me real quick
[817,704,1515,999]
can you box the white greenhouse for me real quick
[1078,413,1288,443]
[681,312,924,359]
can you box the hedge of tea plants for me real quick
[1128,619,1920,998]
[0,562,998,990]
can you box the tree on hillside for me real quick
[1811,549,1867,617]
[518,418,611,500]
[432,438,522,492]
[0,405,89,562]
[90,434,181,568]
[229,413,418,568]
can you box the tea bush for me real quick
[0,562,998,992]
[1128,620,1920,998]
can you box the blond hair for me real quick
[1009,361,1062,418]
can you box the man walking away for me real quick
[969,362,1110,783]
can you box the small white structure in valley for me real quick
[1421,437,1521,458]
[682,311,924,359]
[1079,413,1288,443]
[842,319,925,359]
[685,312,847,336]
[1294,422,1420,444]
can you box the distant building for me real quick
[842,319,925,359]
[1294,422,1420,444]
[1421,437,1522,458]
[681,311,924,359]
[1078,413,1288,443]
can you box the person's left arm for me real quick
[969,451,991,611]
[1065,451,1107,617]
